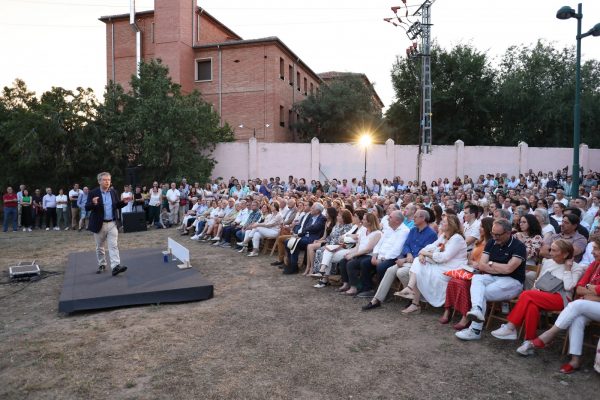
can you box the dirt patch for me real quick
[0,229,598,399]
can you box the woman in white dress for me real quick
[402,214,468,314]
[238,203,283,257]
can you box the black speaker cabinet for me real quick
[122,212,147,233]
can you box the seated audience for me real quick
[337,213,382,296]
[491,240,585,347]
[402,214,468,314]
[456,218,526,341]
[442,217,494,329]
[521,237,600,373]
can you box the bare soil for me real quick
[0,228,598,400]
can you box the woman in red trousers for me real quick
[490,239,586,343]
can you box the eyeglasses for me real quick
[491,231,507,237]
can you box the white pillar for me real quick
[311,137,320,181]
[385,138,395,180]
[518,141,528,176]
[248,137,258,180]
[455,140,464,179]
[580,143,589,175]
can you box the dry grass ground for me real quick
[0,228,598,400]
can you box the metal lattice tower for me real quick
[417,1,433,154]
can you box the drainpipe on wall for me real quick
[218,45,222,127]
[130,0,141,77]
[110,19,115,82]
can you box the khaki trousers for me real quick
[94,221,121,269]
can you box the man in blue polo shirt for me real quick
[456,218,526,340]
[362,209,437,310]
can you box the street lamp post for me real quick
[359,134,372,195]
[556,3,600,198]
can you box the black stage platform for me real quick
[58,248,213,313]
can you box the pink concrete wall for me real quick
[210,139,600,183]
[463,146,520,177]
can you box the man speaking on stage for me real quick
[86,172,130,276]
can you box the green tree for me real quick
[292,74,385,143]
[0,79,99,189]
[96,59,233,184]
[387,43,496,145]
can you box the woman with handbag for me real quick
[517,236,600,373]
[491,239,585,344]
[311,209,366,289]
[308,209,353,279]
[401,214,468,315]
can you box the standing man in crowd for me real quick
[3,186,18,232]
[16,184,25,228]
[166,182,181,225]
[86,172,129,276]
[77,186,90,231]
[69,183,82,230]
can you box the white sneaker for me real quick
[247,252,258,257]
[466,307,485,323]
[64,227,69,231]
[190,235,200,240]
[237,247,247,253]
[27,228,32,232]
[53,227,60,231]
[213,241,222,246]
[491,324,518,340]
[211,236,220,241]
[455,328,482,341]
[516,340,535,356]
[46,227,50,231]
[236,242,245,247]
[23,228,27,232]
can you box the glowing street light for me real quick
[359,133,372,194]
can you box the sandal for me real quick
[559,363,580,374]
[394,287,414,300]
[401,302,421,315]
[336,286,350,292]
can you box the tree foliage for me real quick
[0,59,233,189]
[292,74,386,143]
[387,40,600,147]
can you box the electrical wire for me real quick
[0,270,63,301]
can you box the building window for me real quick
[296,72,301,91]
[303,77,307,95]
[310,82,314,95]
[279,58,284,79]
[195,58,212,81]
[288,110,293,130]
[279,106,285,127]
[288,65,293,86]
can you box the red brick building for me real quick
[100,0,326,142]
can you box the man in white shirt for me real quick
[166,182,181,224]
[356,211,410,298]
[463,204,481,252]
[69,183,83,230]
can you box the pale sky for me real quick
[1,0,599,109]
